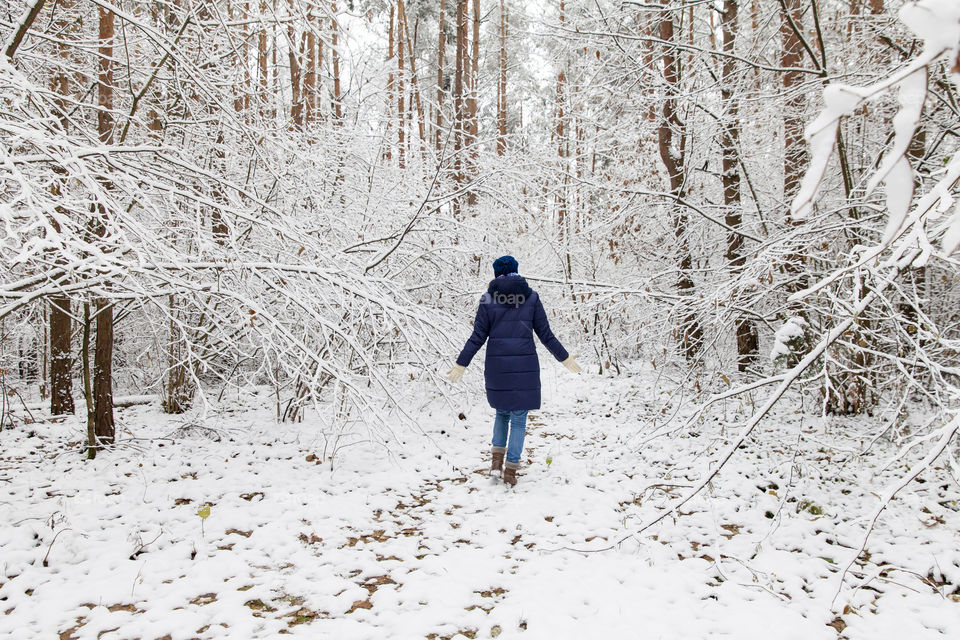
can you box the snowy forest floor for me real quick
[1,367,959,640]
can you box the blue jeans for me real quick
[492,409,528,464]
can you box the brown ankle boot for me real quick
[503,461,519,486]
[490,446,505,476]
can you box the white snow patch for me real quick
[1,370,958,639]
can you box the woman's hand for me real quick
[446,364,466,383]
[561,355,581,374]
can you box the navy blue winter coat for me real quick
[456,274,569,411]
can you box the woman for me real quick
[447,256,581,486]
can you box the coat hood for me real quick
[487,273,533,302]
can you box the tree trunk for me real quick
[453,0,468,216]
[780,0,806,302]
[331,3,343,122]
[244,1,252,116]
[462,0,480,204]
[93,300,115,444]
[467,0,480,148]
[49,298,74,414]
[210,125,229,238]
[658,2,702,360]
[287,0,304,127]
[640,11,657,124]
[40,306,48,399]
[781,0,805,219]
[233,1,248,116]
[305,26,316,124]
[556,0,567,236]
[386,4,395,161]
[49,0,76,416]
[897,87,928,372]
[720,0,758,372]
[497,0,507,155]
[83,301,95,458]
[93,5,116,446]
[317,22,324,120]
[397,1,407,168]
[399,2,426,153]
[436,0,446,152]
[258,1,269,118]
[166,295,193,414]
[271,0,278,120]
[454,0,467,147]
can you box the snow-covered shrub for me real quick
[770,316,810,369]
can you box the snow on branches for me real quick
[790,0,960,260]
[0,52,456,448]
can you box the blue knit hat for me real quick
[492,255,519,277]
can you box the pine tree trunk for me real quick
[720,0,757,372]
[93,300,115,444]
[331,3,343,122]
[467,0,480,147]
[399,2,426,152]
[781,0,805,218]
[453,0,468,216]
[93,6,116,446]
[288,0,303,127]
[244,1,251,115]
[49,298,74,415]
[386,4,395,161]
[497,0,507,155]
[165,295,193,414]
[436,0,446,152]
[780,0,807,303]
[233,1,248,116]
[556,0,567,236]
[464,0,480,204]
[640,11,657,124]
[258,1,269,118]
[658,2,702,360]
[271,0,278,120]
[82,301,95,458]
[397,0,407,168]
[317,24,324,120]
[305,26,316,124]
[49,0,76,416]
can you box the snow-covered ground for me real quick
[2,367,958,639]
